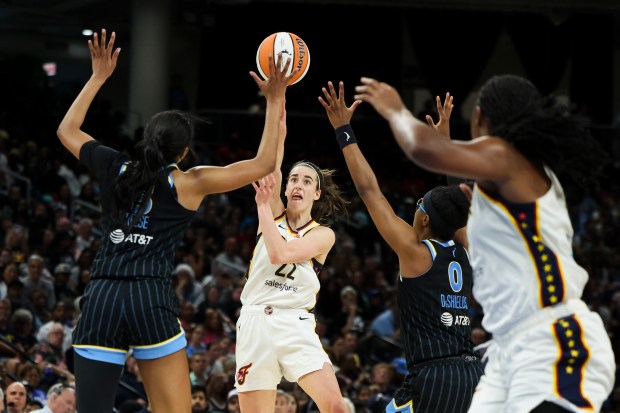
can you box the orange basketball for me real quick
[256,32,310,85]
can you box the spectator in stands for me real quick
[21,254,55,311]
[226,389,241,413]
[212,236,245,280]
[30,382,76,413]
[17,364,46,405]
[189,350,209,387]
[37,300,74,353]
[191,385,209,413]
[35,322,74,387]
[4,381,28,413]
[0,263,19,300]
[205,372,230,413]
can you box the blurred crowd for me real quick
[0,92,619,413]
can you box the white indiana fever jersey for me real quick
[467,166,588,337]
[241,212,323,310]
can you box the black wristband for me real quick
[335,124,357,149]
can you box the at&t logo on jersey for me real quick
[109,229,154,245]
[440,312,470,327]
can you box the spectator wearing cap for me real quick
[366,392,392,413]
[173,263,204,306]
[21,254,56,311]
[226,389,240,413]
[52,263,76,303]
[30,382,76,413]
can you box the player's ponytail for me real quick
[113,110,196,231]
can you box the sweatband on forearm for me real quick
[335,124,357,149]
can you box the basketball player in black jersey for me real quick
[56,29,295,413]
[319,81,484,413]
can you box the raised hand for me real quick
[354,77,406,120]
[425,93,454,137]
[318,81,362,129]
[88,28,121,81]
[252,174,276,205]
[250,53,295,102]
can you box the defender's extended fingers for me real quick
[106,31,116,52]
[100,29,107,49]
[320,87,334,104]
[92,32,100,52]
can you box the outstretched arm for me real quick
[57,29,121,159]
[353,77,514,183]
[269,99,287,217]
[319,81,420,258]
[424,93,471,248]
[425,92,454,138]
[183,53,295,200]
[253,175,334,264]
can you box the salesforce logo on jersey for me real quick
[110,229,154,245]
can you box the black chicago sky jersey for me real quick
[397,239,475,368]
[80,141,196,278]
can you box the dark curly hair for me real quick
[477,74,608,189]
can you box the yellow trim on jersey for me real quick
[73,344,128,354]
[477,187,538,276]
[132,330,185,349]
[390,399,414,411]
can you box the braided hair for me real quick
[113,110,196,231]
[289,161,348,225]
[477,74,608,189]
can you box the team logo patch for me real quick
[440,312,453,326]
[236,363,253,385]
[110,229,125,244]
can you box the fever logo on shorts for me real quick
[236,363,252,385]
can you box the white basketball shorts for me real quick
[468,299,615,413]
[234,305,332,392]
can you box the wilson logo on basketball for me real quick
[236,363,253,385]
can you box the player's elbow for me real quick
[267,250,287,265]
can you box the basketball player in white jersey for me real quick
[234,104,349,413]
[353,75,615,413]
